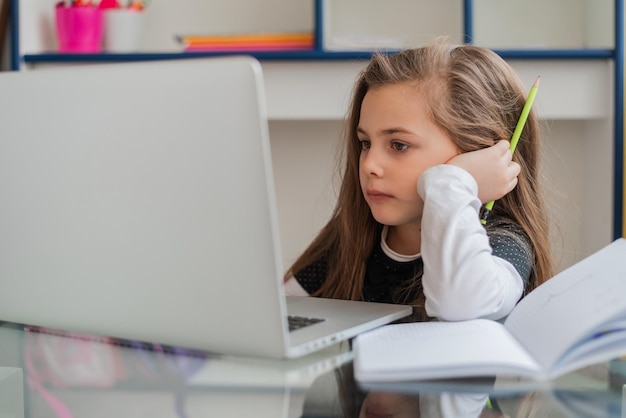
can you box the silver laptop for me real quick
[0,57,410,358]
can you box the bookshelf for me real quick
[12,0,620,64]
[7,0,625,270]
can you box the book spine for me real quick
[178,32,314,45]
[183,44,314,53]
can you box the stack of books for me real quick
[177,32,315,53]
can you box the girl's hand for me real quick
[447,141,521,203]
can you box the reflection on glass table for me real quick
[342,361,625,418]
[0,321,624,418]
[0,321,352,418]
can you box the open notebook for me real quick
[0,56,411,358]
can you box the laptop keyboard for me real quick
[288,315,325,332]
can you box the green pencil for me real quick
[480,76,540,225]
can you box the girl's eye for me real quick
[359,139,371,150]
[391,141,408,151]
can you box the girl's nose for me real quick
[360,148,384,177]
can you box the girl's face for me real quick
[358,83,459,231]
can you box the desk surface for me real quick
[0,321,624,418]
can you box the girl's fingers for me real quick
[495,140,511,154]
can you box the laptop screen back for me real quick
[0,57,290,356]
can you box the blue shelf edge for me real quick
[23,50,375,63]
[613,0,624,239]
[9,0,18,70]
[492,49,614,60]
[22,48,616,64]
[463,0,473,44]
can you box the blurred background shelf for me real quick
[6,0,625,272]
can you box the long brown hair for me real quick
[284,38,554,305]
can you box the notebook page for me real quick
[504,239,626,375]
[354,319,541,381]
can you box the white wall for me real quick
[269,121,341,269]
[322,0,463,50]
[541,120,614,270]
[473,0,613,48]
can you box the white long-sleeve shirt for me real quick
[285,164,529,322]
[418,164,525,321]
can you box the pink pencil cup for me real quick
[55,5,104,53]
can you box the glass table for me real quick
[0,321,624,418]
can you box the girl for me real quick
[284,38,554,322]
